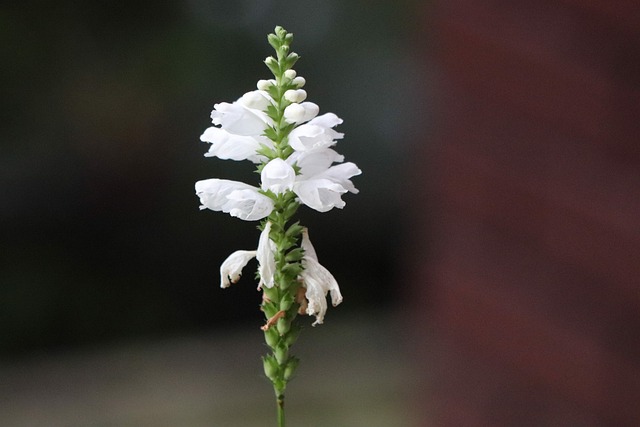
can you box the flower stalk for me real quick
[195,26,360,427]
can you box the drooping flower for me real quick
[256,221,276,289]
[299,228,343,326]
[217,223,275,289]
[220,250,257,288]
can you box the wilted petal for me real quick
[220,250,256,288]
[261,158,296,194]
[300,230,342,326]
[257,221,276,288]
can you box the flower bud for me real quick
[275,344,288,364]
[283,103,305,123]
[277,317,290,335]
[240,91,270,109]
[262,355,279,382]
[284,69,297,79]
[257,79,272,91]
[264,56,279,75]
[264,327,280,347]
[292,76,306,88]
[283,357,299,381]
[284,89,307,103]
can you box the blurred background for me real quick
[1,0,425,425]
[3,0,640,426]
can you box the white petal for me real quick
[201,127,272,163]
[300,252,342,326]
[261,158,296,194]
[220,250,256,288]
[239,90,272,110]
[316,162,362,194]
[308,112,342,128]
[283,103,305,123]
[289,148,344,177]
[195,179,273,220]
[210,100,270,136]
[257,222,276,288]
[223,189,274,221]
[287,113,343,152]
[300,228,318,262]
[293,178,347,212]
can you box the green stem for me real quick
[277,394,285,427]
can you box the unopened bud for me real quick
[257,79,272,91]
[292,76,306,88]
[283,357,299,381]
[283,103,305,123]
[284,89,307,103]
[284,69,297,79]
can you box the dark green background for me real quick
[1,0,427,355]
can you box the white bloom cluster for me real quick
[195,71,360,325]
[196,91,360,219]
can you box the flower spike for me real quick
[194,26,360,426]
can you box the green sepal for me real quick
[284,221,304,238]
[265,104,280,122]
[285,247,304,263]
[275,343,289,365]
[283,357,299,381]
[265,56,280,76]
[262,354,279,382]
[282,262,303,277]
[284,324,301,347]
[277,317,290,335]
[283,201,300,218]
[267,33,280,50]
[284,52,299,69]
[267,85,280,101]
[262,285,279,302]
[262,300,279,318]
[264,326,280,348]
[256,143,277,160]
[279,293,294,311]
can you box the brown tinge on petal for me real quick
[295,286,308,315]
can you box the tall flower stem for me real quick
[259,26,306,427]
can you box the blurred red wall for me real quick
[413,1,640,425]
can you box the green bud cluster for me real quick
[259,27,307,425]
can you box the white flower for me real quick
[287,113,344,152]
[284,89,307,103]
[290,149,362,212]
[218,223,275,289]
[261,158,296,194]
[299,229,342,326]
[210,91,273,136]
[220,250,257,288]
[195,179,274,221]
[201,126,274,163]
[257,221,276,289]
[283,102,319,124]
